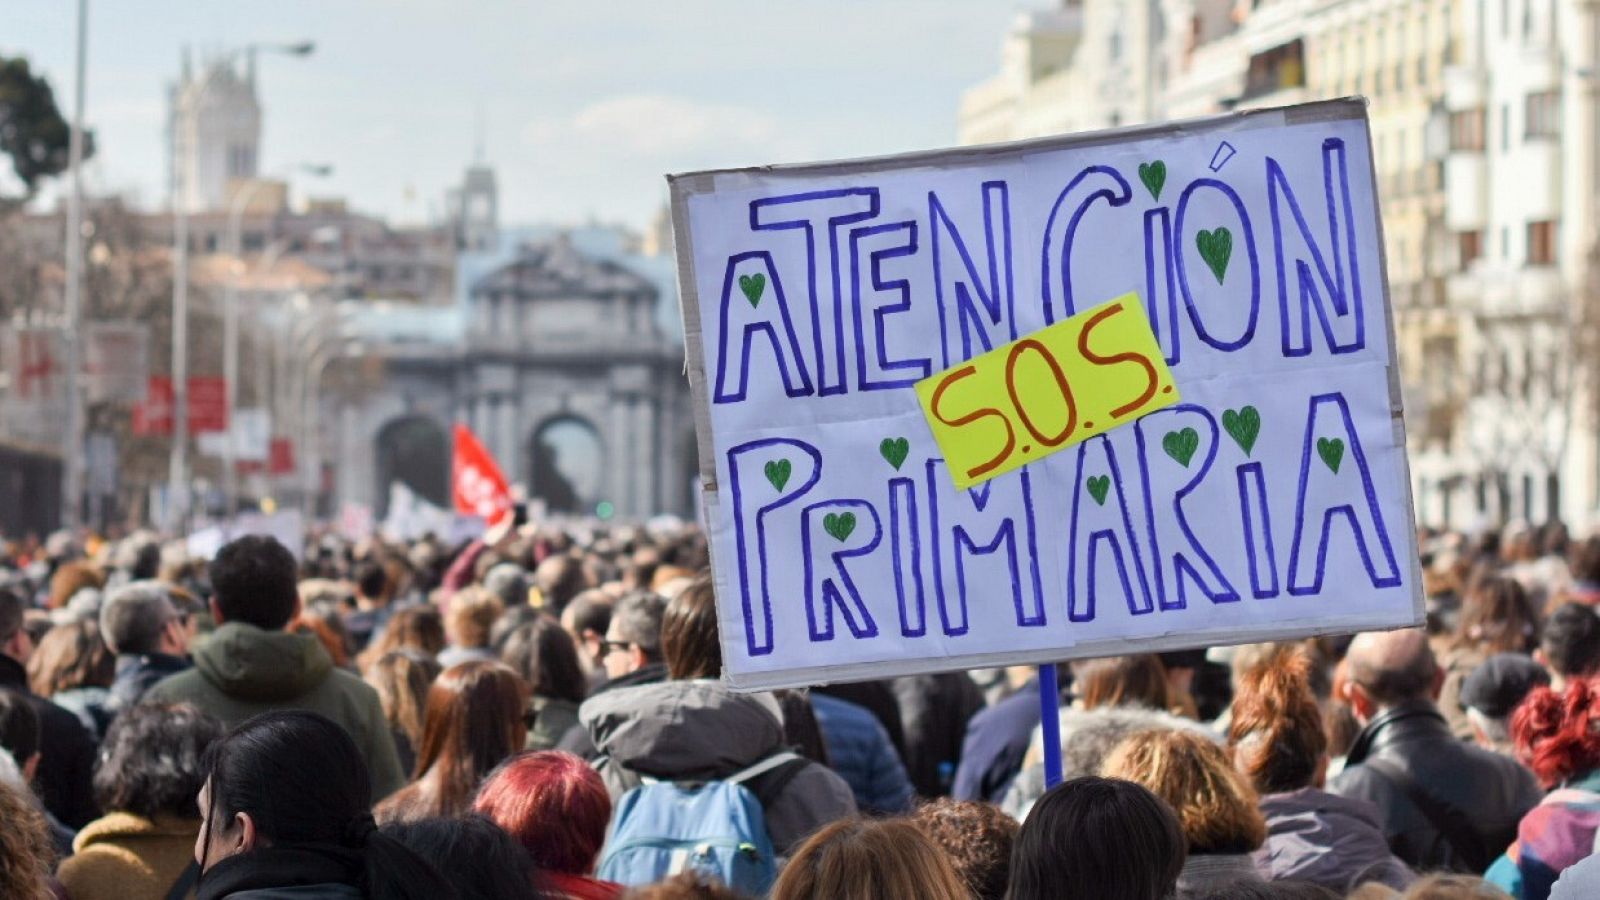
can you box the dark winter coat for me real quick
[1329,700,1542,873]
[810,693,914,815]
[0,652,98,827]
[106,652,190,716]
[891,672,984,797]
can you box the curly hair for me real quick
[911,798,1019,900]
[94,703,225,818]
[0,778,53,900]
[1103,729,1267,854]
[1228,645,1327,794]
[1511,676,1600,788]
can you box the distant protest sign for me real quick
[670,99,1423,691]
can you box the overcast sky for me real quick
[9,1,1025,231]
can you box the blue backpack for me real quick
[597,751,805,894]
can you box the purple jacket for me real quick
[1256,788,1415,892]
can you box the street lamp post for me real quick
[222,163,331,521]
[61,0,89,532]
[300,337,362,519]
[167,40,313,534]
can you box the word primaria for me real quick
[724,391,1402,658]
[711,137,1366,405]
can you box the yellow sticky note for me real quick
[914,292,1180,489]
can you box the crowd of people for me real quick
[1,518,1600,897]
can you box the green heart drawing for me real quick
[823,511,857,542]
[1137,160,1166,201]
[1195,227,1232,285]
[739,273,766,308]
[1222,406,1261,456]
[764,458,791,491]
[1087,475,1111,506]
[1162,427,1200,467]
[1317,437,1345,474]
[879,437,910,470]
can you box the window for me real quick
[1528,220,1556,265]
[1449,108,1485,150]
[1501,103,1511,151]
[1458,230,1482,271]
[1525,90,1560,138]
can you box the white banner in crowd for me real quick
[670,99,1424,690]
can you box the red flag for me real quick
[452,424,512,524]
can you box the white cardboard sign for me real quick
[670,100,1424,690]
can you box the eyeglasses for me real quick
[600,639,634,656]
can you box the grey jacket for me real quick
[1256,788,1414,892]
[580,678,857,853]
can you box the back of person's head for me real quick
[94,702,223,819]
[99,581,179,656]
[1572,536,1600,584]
[365,650,441,751]
[0,688,40,766]
[1541,603,1600,678]
[1453,575,1538,654]
[661,574,721,679]
[1344,628,1439,708]
[368,605,447,663]
[1228,645,1327,794]
[482,563,529,610]
[380,815,539,900]
[447,587,504,650]
[25,618,113,697]
[208,535,299,630]
[198,710,455,900]
[0,778,53,900]
[622,871,747,899]
[353,558,390,602]
[911,797,1018,900]
[1102,728,1267,855]
[116,533,163,581]
[769,817,970,900]
[500,618,586,704]
[563,589,613,637]
[1072,655,1174,711]
[473,750,611,875]
[1008,775,1185,900]
[534,553,590,613]
[612,590,667,661]
[412,661,529,812]
[1511,676,1600,787]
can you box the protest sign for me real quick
[670,98,1423,691]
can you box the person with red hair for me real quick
[1485,678,1600,899]
[474,750,622,900]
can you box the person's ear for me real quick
[1345,682,1376,722]
[231,811,260,854]
[22,752,39,783]
[209,598,226,625]
[1430,665,1445,700]
[630,645,649,672]
[1313,755,1329,789]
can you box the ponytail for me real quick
[1228,644,1327,794]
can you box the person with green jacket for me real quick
[143,536,405,801]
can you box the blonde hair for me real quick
[0,779,53,900]
[446,587,504,650]
[769,818,971,900]
[1102,729,1267,854]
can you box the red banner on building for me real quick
[452,424,511,524]
[131,376,230,436]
